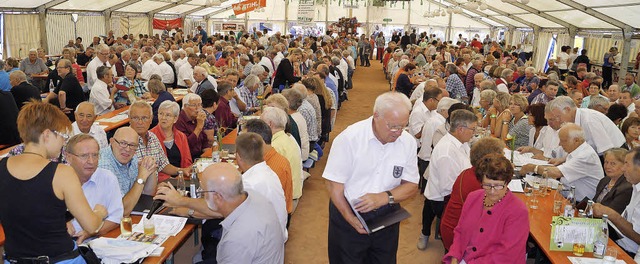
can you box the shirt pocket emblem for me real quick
[393,166,403,178]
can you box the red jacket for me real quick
[150,125,193,182]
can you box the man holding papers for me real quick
[323,92,419,264]
[593,147,640,257]
[520,123,604,201]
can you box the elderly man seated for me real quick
[175,93,210,159]
[531,80,559,105]
[128,101,192,177]
[193,66,216,95]
[546,96,625,157]
[521,123,604,201]
[89,66,116,115]
[593,148,640,257]
[19,48,49,92]
[65,134,123,244]
[9,70,41,109]
[71,102,109,150]
[98,127,157,216]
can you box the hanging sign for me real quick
[153,18,183,30]
[232,0,267,15]
[297,0,315,23]
[222,23,238,30]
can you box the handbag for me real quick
[78,245,101,264]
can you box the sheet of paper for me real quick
[504,149,550,167]
[508,180,524,193]
[172,89,189,95]
[98,114,129,123]
[567,256,626,264]
[524,174,560,190]
[132,214,188,236]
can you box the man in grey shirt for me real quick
[202,162,285,264]
[19,48,49,92]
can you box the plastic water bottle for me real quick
[189,165,198,199]
[211,135,220,162]
[177,171,186,196]
[585,200,594,218]
[563,186,576,217]
[593,214,609,258]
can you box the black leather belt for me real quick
[5,248,79,264]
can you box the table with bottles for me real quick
[515,178,635,263]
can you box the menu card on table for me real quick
[550,216,603,252]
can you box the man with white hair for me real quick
[193,66,215,95]
[141,52,159,81]
[470,73,485,107]
[236,74,262,115]
[323,92,418,262]
[521,123,604,201]
[546,96,625,156]
[9,70,41,109]
[19,48,49,92]
[239,54,253,79]
[155,53,174,86]
[261,107,304,209]
[86,44,111,90]
[178,53,198,88]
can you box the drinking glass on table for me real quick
[524,181,533,197]
[120,216,133,237]
[143,218,155,237]
[604,247,617,263]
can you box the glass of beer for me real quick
[143,218,155,237]
[572,237,585,256]
[120,216,133,237]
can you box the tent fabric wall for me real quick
[556,33,571,49]
[4,14,40,58]
[47,14,105,55]
[533,31,553,71]
[113,16,150,37]
[511,30,524,47]
[583,37,640,64]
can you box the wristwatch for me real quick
[386,191,395,204]
[188,209,195,218]
[136,178,145,185]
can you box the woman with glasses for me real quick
[0,101,107,264]
[443,153,529,264]
[115,63,148,107]
[440,137,505,250]
[150,101,192,182]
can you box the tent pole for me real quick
[325,0,329,33]
[244,13,248,33]
[104,11,112,35]
[445,12,452,41]
[284,0,289,34]
[39,11,48,53]
[149,13,155,37]
[365,0,370,37]
[619,26,633,85]
[406,0,411,32]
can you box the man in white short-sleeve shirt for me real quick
[593,148,640,255]
[323,92,418,263]
[548,96,625,156]
[521,123,604,201]
[419,109,476,250]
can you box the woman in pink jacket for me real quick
[443,153,529,264]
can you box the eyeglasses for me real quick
[113,138,138,150]
[481,183,506,190]
[460,126,477,132]
[382,118,407,133]
[68,152,99,161]
[52,130,71,140]
[130,116,150,122]
[196,190,217,196]
[158,112,175,118]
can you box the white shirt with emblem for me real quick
[322,117,419,201]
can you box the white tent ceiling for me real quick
[1,0,639,32]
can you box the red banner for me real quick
[232,0,267,15]
[153,18,183,30]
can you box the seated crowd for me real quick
[0,28,357,263]
[380,35,640,262]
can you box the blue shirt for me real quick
[98,147,139,197]
[71,168,124,232]
[0,70,11,92]
[446,74,466,101]
[324,76,339,105]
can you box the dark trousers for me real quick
[418,159,429,193]
[198,218,224,264]
[421,199,446,236]
[359,52,366,66]
[364,54,370,66]
[602,66,613,89]
[328,201,400,264]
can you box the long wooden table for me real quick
[102,215,196,264]
[200,129,238,158]
[96,89,187,132]
[515,192,635,263]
